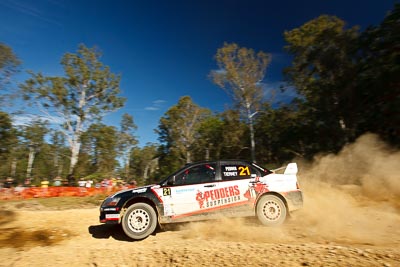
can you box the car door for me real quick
[159,162,218,220]
[214,160,262,215]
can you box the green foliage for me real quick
[20,119,49,179]
[191,114,224,160]
[210,42,270,111]
[156,96,211,165]
[129,144,159,185]
[20,119,49,146]
[22,44,125,119]
[20,44,126,174]
[282,7,400,155]
[118,113,138,179]
[2,6,399,182]
[210,42,271,161]
[0,111,14,156]
[355,4,400,145]
[0,42,21,96]
[284,15,360,153]
[78,123,119,177]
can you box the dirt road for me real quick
[1,134,399,267]
[0,201,399,267]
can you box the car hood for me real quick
[111,185,155,198]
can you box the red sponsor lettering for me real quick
[233,185,240,195]
[201,186,240,202]
[228,186,234,196]
[219,188,226,198]
[210,190,215,200]
[203,191,210,201]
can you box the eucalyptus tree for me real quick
[357,4,400,146]
[284,16,359,152]
[129,144,158,185]
[192,114,224,161]
[21,44,125,175]
[0,42,21,101]
[50,130,67,177]
[119,113,138,180]
[0,112,17,178]
[156,96,210,175]
[20,119,49,179]
[0,113,22,179]
[210,43,270,162]
[80,123,119,176]
[219,109,249,159]
[0,111,14,156]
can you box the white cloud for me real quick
[11,114,35,126]
[144,107,159,111]
[262,82,298,106]
[145,99,166,111]
[11,113,64,126]
[0,0,62,26]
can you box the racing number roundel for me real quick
[163,188,171,196]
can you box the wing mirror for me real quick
[167,176,175,186]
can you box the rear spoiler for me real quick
[271,163,298,175]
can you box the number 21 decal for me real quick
[238,166,250,176]
[163,188,171,196]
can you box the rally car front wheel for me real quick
[122,203,157,240]
[256,195,287,226]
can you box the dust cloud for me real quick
[181,133,400,246]
[301,133,400,205]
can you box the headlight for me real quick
[103,197,121,207]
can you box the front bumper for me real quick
[99,207,121,224]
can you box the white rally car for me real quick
[99,160,303,240]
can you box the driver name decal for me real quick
[196,185,240,209]
[223,166,237,176]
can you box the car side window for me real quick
[174,163,216,185]
[221,163,258,180]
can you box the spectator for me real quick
[78,179,86,187]
[85,180,93,188]
[41,178,49,188]
[4,177,14,188]
[24,178,32,187]
[14,184,25,196]
[67,174,75,186]
[53,176,62,186]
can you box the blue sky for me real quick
[0,0,396,146]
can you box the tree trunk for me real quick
[26,146,36,178]
[186,150,191,163]
[10,158,17,177]
[68,85,86,175]
[53,151,59,177]
[69,140,81,175]
[58,162,63,177]
[143,164,149,181]
[249,116,256,162]
[125,153,131,180]
[246,103,256,162]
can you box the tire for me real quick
[122,203,157,240]
[256,195,287,226]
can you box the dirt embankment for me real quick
[0,133,399,267]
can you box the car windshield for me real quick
[158,164,189,186]
[159,162,217,186]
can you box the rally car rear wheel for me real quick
[256,195,287,226]
[122,203,157,240]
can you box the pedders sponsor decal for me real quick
[244,179,269,201]
[196,185,241,209]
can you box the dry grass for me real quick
[0,194,107,211]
